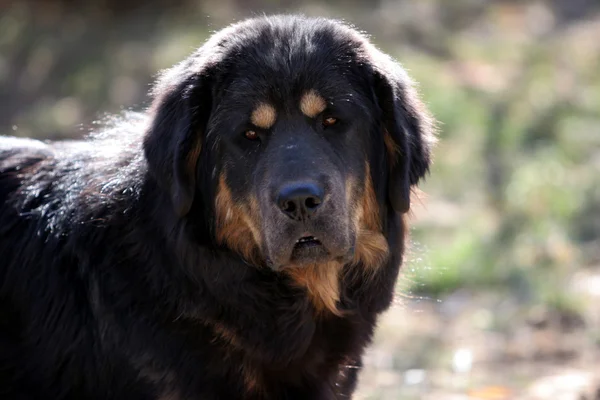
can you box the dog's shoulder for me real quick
[0,131,147,241]
[0,136,54,169]
[0,136,56,205]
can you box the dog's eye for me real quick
[244,130,259,140]
[322,117,338,127]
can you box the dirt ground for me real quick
[356,269,600,400]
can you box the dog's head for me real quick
[144,16,435,276]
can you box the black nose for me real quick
[276,182,324,220]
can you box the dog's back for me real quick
[0,135,153,399]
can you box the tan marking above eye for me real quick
[300,90,327,118]
[250,103,277,129]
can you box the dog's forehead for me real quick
[219,26,361,93]
[219,80,364,129]
[245,91,326,130]
[205,20,376,124]
[223,58,346,100]
[217,61,363,119]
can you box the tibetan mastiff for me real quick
[0,15,435,400]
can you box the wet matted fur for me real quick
[0,15,436,400]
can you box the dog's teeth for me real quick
[296,236,319,244]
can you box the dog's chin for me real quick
[289,237,330,266]
[266,235,355,269]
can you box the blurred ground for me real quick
[359,237,600,399]
[1,0,600,398]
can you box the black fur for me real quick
[0,15,435,399]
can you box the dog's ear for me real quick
[370,53,436,214]
[143,61,214,217]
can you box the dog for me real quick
[0,14,435,399]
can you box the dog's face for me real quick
[144,16,435,274]
[212,69,375,269]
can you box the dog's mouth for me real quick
[295,235,321,248]
[290,235,328,264]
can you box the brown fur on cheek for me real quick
[351,162,390,272]
[353,229,389,271]
[214,174,262,265]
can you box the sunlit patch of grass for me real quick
[407,228,484,296]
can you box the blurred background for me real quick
[1,0,599,398]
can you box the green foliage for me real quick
[401,5,600,304]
